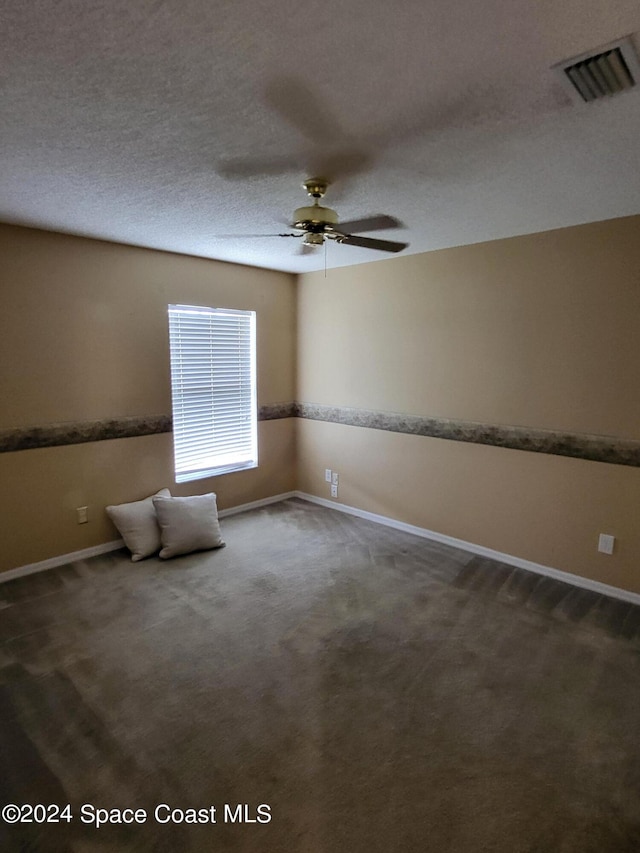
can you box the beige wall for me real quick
[3,216,640,593]
[0,224,297,573]
[297,216,640,593]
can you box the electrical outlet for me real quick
[76,506,88,524]
[331,471,339,485]
[331,484,338,498]
[325,468,332,483]
[598,533,615,555]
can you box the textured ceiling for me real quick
[1,0,640,273]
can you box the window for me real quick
[168,304,257,483]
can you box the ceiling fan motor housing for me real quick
[293,204,339,232]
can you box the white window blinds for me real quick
[168,304,257,483]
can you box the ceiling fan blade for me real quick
[337,234,408,253]
[331,214,403,234]
[211,233,301,239]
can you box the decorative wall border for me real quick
[2,402,639,468]
[0,415,172,453]
[0,404,296,454]
[258,402,297,421]
[294,402,640,468]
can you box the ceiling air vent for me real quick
[554,36,640,103]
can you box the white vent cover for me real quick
[554,36,639,103]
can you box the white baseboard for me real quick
[0,491,298,584]
[4,489,640,607]
[294,491,640,607]
[218,491,297,518]
[0,539,125,584]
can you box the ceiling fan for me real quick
[271,178,409,254]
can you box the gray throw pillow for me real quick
[106,488,171,561]
[152,493,225,559]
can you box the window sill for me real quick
[175,460,258,484]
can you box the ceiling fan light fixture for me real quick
[302,233,324,246]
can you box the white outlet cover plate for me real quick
[325,469,332,483]
[598,533,615,555]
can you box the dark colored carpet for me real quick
[1,497,640,852]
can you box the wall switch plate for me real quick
[77,506,88,524]
[330,484,338,498]
[331,471,339,485]
[325,468,332,483]
[598,533,615,555]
